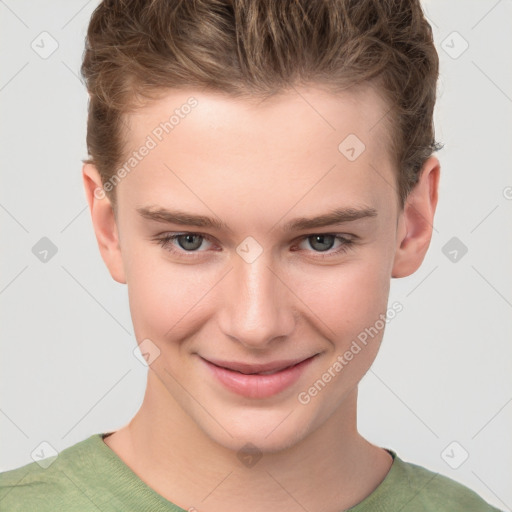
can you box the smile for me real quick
[200,354,318,399]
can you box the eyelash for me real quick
[152,232,356,260]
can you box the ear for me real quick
[82,163,127,284]
[391,156,440,278]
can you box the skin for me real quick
[82,84,440,512]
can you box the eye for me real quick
[304,234,337,252]
[154,232,214,257]
[172,233,205,251]
[294,234,355,259]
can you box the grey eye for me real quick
[307,235,335,252]
[177,234,204,251]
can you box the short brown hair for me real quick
[81,0,443,210]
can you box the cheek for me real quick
[292,260,392,410]
[288,256,391,343]
[123,247,216,342]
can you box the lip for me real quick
[200,354,318,399]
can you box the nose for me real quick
[217,249,296,350]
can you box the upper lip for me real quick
[201,355,317,374]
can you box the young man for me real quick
[0,0,502,510]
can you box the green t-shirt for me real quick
[0,433,502,511]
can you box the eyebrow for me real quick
[136,205,378,232]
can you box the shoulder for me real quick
[0,434,105,512]
[387,452,503,512]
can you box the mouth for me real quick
[204,356,315,374]
[200,354,319,399]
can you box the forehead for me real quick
[126,83,392,158]
[117,84,397,224]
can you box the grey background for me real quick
[1,0,511,509]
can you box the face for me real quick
[84,84,438,454]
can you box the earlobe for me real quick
[82,163,127,284]
[391,156,440,278]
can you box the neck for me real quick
[104,370,392,512]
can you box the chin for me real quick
[194,404,318,456]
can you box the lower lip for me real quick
[202,356,316,399]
